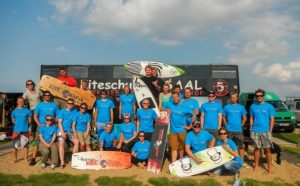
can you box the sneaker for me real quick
[50,164,56,170]
[40,163,46,169]
[233,178,241,186]
[29,158,36,166]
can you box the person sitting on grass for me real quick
[72,103,91,153]
[98,123,118,151]
[11,97,32,164]
[117,114,137,152]
[214,128,243,186]
[131,131,151,168]
[39,115,58,170]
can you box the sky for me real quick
[1,0,300,99]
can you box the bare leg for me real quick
[179,150,184,159]
[264,148,272,173]
[12,148,17,163]
[79,143,85,152]
[86,144,91,152]
[32,145,38,158]
[24,147,28,163]
[253,148,260,171]
[58,141,65,166]
[171,150,178,163]
[72,138,79,153]
[238,148,245,161]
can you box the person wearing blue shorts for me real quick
[131,131,151,168]
[98,123,118,151]
[250,89,275,173]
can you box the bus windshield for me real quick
[266,101,289,111]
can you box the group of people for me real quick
[11,67,275,183]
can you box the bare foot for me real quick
[12,159,17,164]
[253,166,259,172]
[137,162,145,168]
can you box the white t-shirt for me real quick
[22,88,42,110]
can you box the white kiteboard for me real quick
[124,61,185,78]
[169,146,234,177]
[133,75,159,115]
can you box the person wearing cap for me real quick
[185,121,215,164]
[98,123,118,151]
[181,87,199,130]
[250,88,275,173]
[119,85,136,120]
[117,114,137,152]
[200,90,223,139]
[94,90,115,136]
[223,91,247,161]
[30,91,59,166]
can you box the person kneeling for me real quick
[131,131,150,168]
[99,123,118,151]
[214,128,243,185]
[39,115,58,170]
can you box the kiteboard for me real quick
[132,75,159,115]
[71,151,131,170]
[124,61,185,78]
[147,111,170,174]
[38,75,96,109]
[169,146,234,177]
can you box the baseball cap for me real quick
[208,90,215,96]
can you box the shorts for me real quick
[206,129,219,140]
[228,131,244,149]
[57,131,73,142]
[169,132,186,151]
[251,131,272,149]
[77,132,91,144]
[12,132,29,148]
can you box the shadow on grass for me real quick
[148,177,221,186]
[95,176,143,186]
[0,173,90,186]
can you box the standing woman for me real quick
[119,85,136,120]
[131,131,151,168]
[72,103,91,152]
[159,84,171,109]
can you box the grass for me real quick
[148,177,221,186]
[281,146,300,158]
[95,176,143,186]
[244,178,296,186]
[0,173,90,186]
[273,133,300,144]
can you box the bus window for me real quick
[212,70,236,79]
[296,102,300,109]
[113,66,132,79]
[68,66,88,79]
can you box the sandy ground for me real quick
[0,145,300,186]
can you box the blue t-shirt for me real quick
[72,112,91,132]
[223,104,247,132]
[250,102,276,133]
[120,122,136,140]
[200,102,223,130]
[216,139,243,166]
[34,101,59,126]
[58,108,78,132]
[39,125,58,143]
[181,98,199,126]
[94,99,115,123]
[99,130,118,148]
[185,130,214,153]
[120,93,136,114]
[132,140,151,160]
[137,108,158,133]
[11,108,32,132]
[165,102,192,133]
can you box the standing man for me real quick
[30,91,59,166]
[200,91,223,139]
[94,90,115,136]
[141,65,162,103]
[223,91,247,160]
[181,88,199,130]
[250,89,275,173]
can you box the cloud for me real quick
[55,46,69,53]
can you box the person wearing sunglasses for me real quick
[131,131,151,168]
[214,128,243,185]
[38,115,58,170]
[57,98,78,168]
[119,85,136,121]
[181,87,200,130]
[98,123,118,151]
[72,103,92,153]
[200,90,223,139]
[223,91,247,161]
[94,90,115,136]
[136,98,158,141]
[11,97,32,164]
[250,89,275,173]
[185,121,215,164]
[30,91,58,166]
[117,114,137,152]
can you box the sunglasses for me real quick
[208,95,215,98]
[46,119,53,121]
[219,132,227,135]
[143,103,149,105]
[80,107,87,110]
[193,125,201,128]
[67,102,74,105]
[124,118,130,120]
[256,95,263,98]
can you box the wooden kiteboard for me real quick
[71,151,131,170]
[38,75,96,109]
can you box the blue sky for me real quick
[1,0,300,99]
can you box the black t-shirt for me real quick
[141,76,164,103]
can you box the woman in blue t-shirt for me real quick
[131,131,151,168]
[119,85,136,120]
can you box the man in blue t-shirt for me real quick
[98,123,118,151]
[117,114,137,152]
[223,91,247,160]
[182,87,199,128]
[250,89,275,173]
[185,121,215,164]
[131,131,151,168]
[200,90,223,139]
[94,90,115,135]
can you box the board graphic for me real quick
[169,146,234,177]
[72,151,131,170]
[38,75,96,109]
[147,111,170,174]
[124,61,185,78]
[132,75,159,115]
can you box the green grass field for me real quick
[273,133,300,144]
